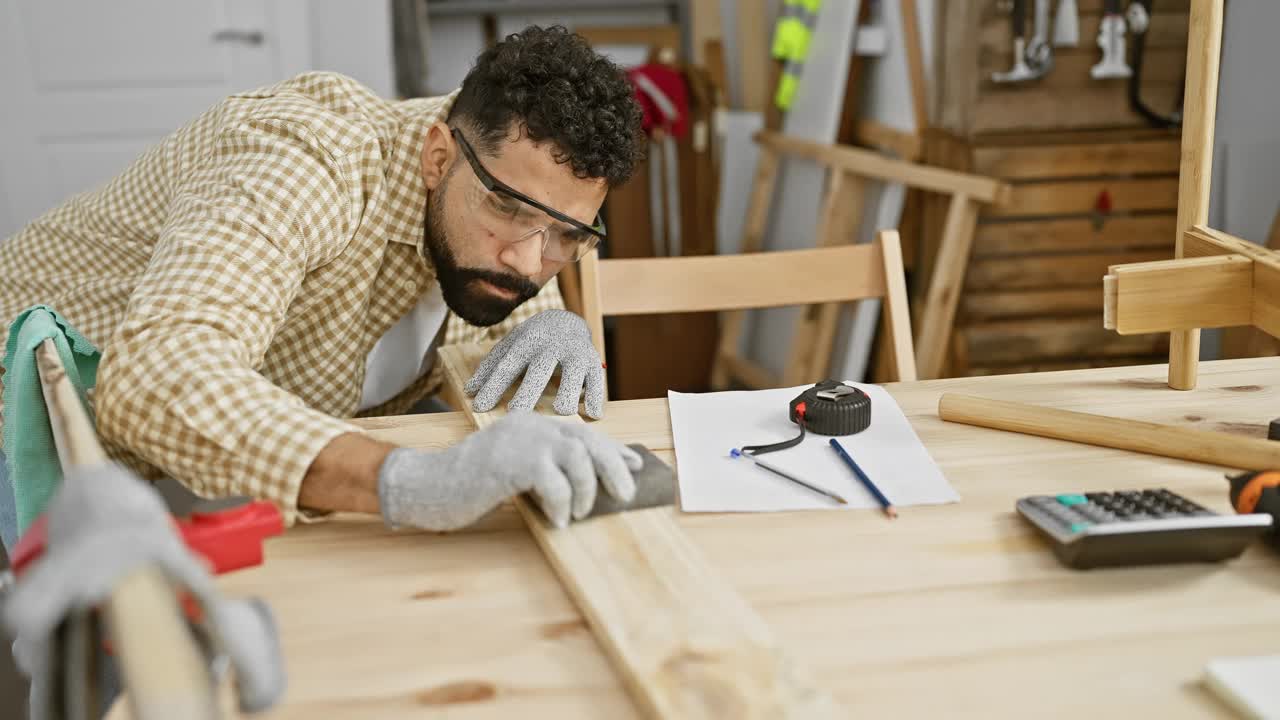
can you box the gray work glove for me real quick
[3,463,286,716]
[465,309,607,419]
[377,412,641,530]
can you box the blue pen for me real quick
[829,438,898,519]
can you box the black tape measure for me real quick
[789,380,872,436]
[741,380,872,457]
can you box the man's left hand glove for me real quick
[465,309,606,419]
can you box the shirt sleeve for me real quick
[94,118,365,526]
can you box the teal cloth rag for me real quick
[1,305,101,538]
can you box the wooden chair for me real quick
[577,229,917,396]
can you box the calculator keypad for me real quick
[1025,488,1213,534]
[1016,487,1273,568]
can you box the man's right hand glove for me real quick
[377,413,641,530]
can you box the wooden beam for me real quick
[711,145,779,390]
[598,244,886,316]
[1183,225,1280,339]
[736,0,770,112]
[784,171,866,385]
[579,248,606,360]
[972,139,1181,179]
[1169,0,1225,390]
[938,392,1280,471]
[899,0,929,133]
[437,343,839,719]
[916,194,979,379]
[1185,225,1276,260]
[985,177,1179,218]
[876,230,918,382]
[754,131,1011,204]
[852,119,923,160]
[1102,254,1254,334]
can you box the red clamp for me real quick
[11,500,284,578]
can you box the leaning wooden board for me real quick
[919,128,1183,378]
[435,343,839,718]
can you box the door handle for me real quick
[211,29,265,46]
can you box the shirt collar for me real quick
[381,89,460,253]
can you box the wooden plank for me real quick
[755,131,1011,204]
[852,119,923,160]
[35,339,218,719]
[972,84,1183,135]
[1252,260,1280,342]
[1102,254,1254,334]
[711,145,779,389]
[972,141,1182,180]
[1222,210,1280,358]
[899,0,929,132]
[558,264,583,317]
[1183,227,1280,339]
[737,0,769,112]
[576,25,682,54]
[936,0,982,135]
[784,171,866,385]
[987,178,1180,218]
[960,287,1105,322]
[690,0,721,65]
[973,215,1176,256]
[960,315,1169,365]
[965,250,1169,291]
[599,245,886,316]
[915,129,974,311]
[580,249,606,360]
[1170,0,1225,390]
[965,355,1170,376]
[917,195,979,379]
[718,353,779,390]
[437,343,838,719]
[937,391,1280,472]
[1184,225,1275,260]
[974,127,1184,147]
[876,230,917,381]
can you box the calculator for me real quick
[1016,489,1274,569]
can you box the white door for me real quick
[0,0,311,237]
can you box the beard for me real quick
[422,178,541,327]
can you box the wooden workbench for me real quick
[218,359,1280,718]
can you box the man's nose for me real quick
[500,229,544,278]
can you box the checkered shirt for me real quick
[0,72,564,525]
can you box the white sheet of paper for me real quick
[1205,654,1280,719]
[669,384,959,512]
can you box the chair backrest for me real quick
[578,229,917,385]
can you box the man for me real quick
[0,26,647,545]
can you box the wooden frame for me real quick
[437,343,840,718]
[581,231,919,387]
[1103,0,1252,390]
[706,131,1009,387]
[1105,225,1280,339]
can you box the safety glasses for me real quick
[451,127,606,262]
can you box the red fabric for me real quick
[627,64,690,137]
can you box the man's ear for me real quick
[421,121,455,191]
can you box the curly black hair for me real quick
[449,25,644,188]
